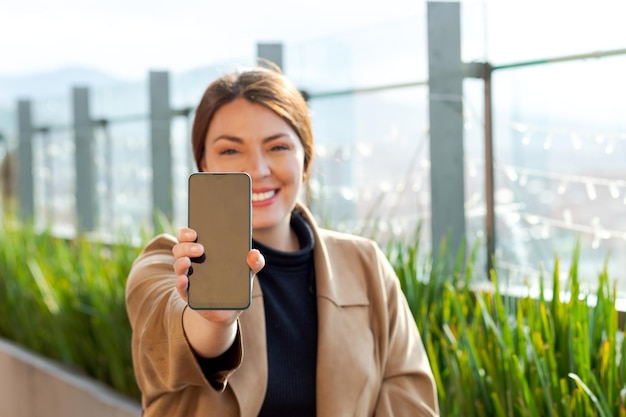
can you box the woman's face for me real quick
[201,97,305,238]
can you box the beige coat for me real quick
[126,205,439,416]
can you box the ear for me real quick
[199,155,207,172]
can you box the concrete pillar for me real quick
[17,100,35,221]
[427,1,466,261]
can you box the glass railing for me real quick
[488,54,626,294]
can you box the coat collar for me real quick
[294,203,370,307]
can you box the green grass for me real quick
[0,215,143,399]
[390,232,626,417]
[1,215,625,416]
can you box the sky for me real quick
[2,0,625,80]
[0,0,424,79]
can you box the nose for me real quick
[246,149,271,179]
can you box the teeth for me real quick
[252,190,276,202]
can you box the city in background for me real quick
[0,1,625,295]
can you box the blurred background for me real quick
[0,0,625,296]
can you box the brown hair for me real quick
[191,66,313,175]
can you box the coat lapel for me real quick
[299,206,376,416]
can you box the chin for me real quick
[252,217,274,229]
[252,222,277,232]
[251,214,288,232]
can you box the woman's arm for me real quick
[125,231,264,407]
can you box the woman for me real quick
[125,66,439,416]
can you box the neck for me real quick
[253,223,300,252]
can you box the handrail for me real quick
[492,47,626,71]
[306,80,428,100]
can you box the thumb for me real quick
[247,249,265,276]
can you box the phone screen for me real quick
[187,172,252,310]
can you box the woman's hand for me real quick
[172,227,265,358]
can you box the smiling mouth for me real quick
[252,190,277,202]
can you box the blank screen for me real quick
[187,172,252,309]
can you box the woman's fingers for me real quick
[248,249,265,275]
[173,228,203,273]
[173,256,192,276]
[176,274,189,302]
[174,232,264,310]
[177,227,197,243]
[172,243,203,262]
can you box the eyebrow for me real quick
[212,133,291,144]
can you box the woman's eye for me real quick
[219,148,238,155]
[270,144,290,152]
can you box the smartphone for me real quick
[187,172,252,310]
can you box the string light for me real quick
[468,160,478,178]
[512,123,528,133]
[543,133,553,150]
[356,142,372,157]
[505,166,518,182]
[493,162,626,194]
[315,144,328,158]
[339,187,354,201]
[518,174,528,187]
[510,122,626,150]
[562,209,573,225]
[570,133,583,150]
[412,177,423,192]
[585,181,597,200]
[492,112,626,252]
[592,235,601,249]
[521,214,624,242]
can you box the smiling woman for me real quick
[125,66,440,416]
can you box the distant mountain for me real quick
[0,67,124,106]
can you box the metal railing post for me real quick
[17,100,35,221]
[73,86,97,232]
[483,64,495,275]
[149,70,173,226]
[465,62,496,276]
[257,43,284,70]
[0,131,13,211]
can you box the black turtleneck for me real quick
[254,211,317,417]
